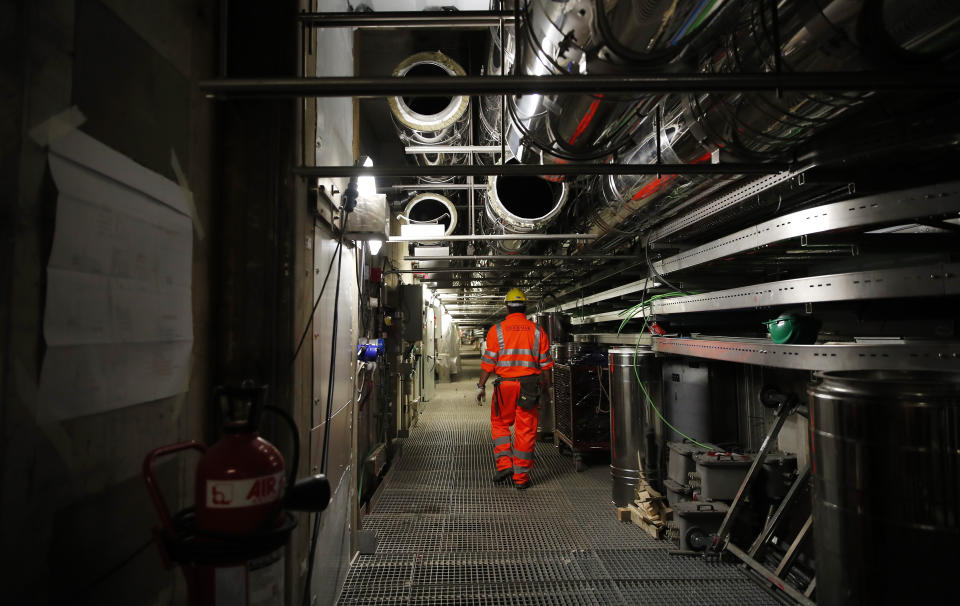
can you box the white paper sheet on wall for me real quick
[38,130,193,422]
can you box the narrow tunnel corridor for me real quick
[339,354,775,605]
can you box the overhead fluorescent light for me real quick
[399,223,445,239]
[358,156,376,197]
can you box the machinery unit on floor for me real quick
[535,312,572,439]
[553,345,611,471]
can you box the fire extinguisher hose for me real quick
[263,404,300,498]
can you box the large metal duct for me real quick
[478,14,516,165]
[387,51,471,181]
[587,0,960,245]
[482,164,569,253]
[809,370,960,605]
[402,192,459,237]
[586,0,869,243]
[494,0,730,170]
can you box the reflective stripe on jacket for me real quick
[480,313,555,377]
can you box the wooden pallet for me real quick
[616,479,672,539]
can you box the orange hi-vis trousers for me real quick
[491,380,538,485]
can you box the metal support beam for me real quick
[296,10,516,28]
[385,184,488,191]
[405,145,503,154]
[394,268,580,274]
[405,255,635,261]
[201,73,960,97]
[299,163,788,178]
[388,233,597,242]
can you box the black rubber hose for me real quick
[303,206,350,606]
[263,404,300,497]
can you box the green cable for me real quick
[617,294,719,451]
[688,0,721,34]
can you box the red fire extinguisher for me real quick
[143,382,327,606]
[195,383,286,534]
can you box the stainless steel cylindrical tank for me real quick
[608,346,659,506]
[809,370,960,605]
[535,312,571,346]
[536,319,569,439]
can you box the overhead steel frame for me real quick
[269,10,960,300]
[404,255,636,261]
[200,73,960,98]
[295,10,516,29]
[388,233,597,242]
[296,163,790,178]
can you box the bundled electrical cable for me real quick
[614,291,720,451]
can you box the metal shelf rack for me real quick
[653,181,960,276]
[651,262,960,315]
[652,336,960,371]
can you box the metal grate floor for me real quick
[338,358,775,605]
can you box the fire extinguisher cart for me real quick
[143,383,328,606]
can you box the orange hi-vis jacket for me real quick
[481,313,554,378]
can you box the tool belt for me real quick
[494,375,541,413]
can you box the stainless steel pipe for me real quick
[609,345,660,506]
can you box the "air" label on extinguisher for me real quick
[206,471,285,508]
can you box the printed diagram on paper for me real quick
[39,130,194,422]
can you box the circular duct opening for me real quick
[404,193,459,236]
[401,63,454,116]
[389,52,469,134]
[494,176,557,220]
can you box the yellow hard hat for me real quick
[505,288,526,303]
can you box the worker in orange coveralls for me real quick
[475,288,553,489]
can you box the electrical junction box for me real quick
[675,501,729,551]
[365,442,387,478]
[667,441,708,485]
[399,284,423,342]
[663,478,693,508]
[344,193,389,242]
[693,452,752,501]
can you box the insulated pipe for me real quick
[482,165,569,253]
[477,6,516,166]
[586,0,960,247]
[387,51,471,182]
[402,193,459,236]
[498,0,732,171]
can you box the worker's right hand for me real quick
[475,385,485,406]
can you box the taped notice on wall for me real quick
[38,129,193,422]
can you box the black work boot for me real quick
[492,469,512,483]
[514,478,532,490]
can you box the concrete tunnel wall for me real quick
[0,0,363,603]
[0,0,217,602]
